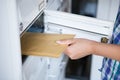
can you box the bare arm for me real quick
[56,38,120,61]
[93,42,120,61]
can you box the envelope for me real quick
[21,32,75,58]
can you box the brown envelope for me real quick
[21,32,75,58]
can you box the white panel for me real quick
[109,0,120,21]
[97,0,119,21]
[97,0,110,20]
[23,56,47,80]
[45,54,67,80]
[90,55,103,80]
[0,0,22,80]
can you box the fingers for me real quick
[56,39,75,45]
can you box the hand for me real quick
[56,38,96,60]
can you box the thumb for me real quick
[56,39,74,45]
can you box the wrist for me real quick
[90,41,98,55]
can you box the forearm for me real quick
[56,38,120,60]
[93,42,120,61]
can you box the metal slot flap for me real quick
[44,10,114,36]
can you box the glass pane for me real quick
[72,0,98,18]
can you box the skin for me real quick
[56,38,120,61]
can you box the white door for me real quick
[44,10,114,80]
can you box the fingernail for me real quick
[56,41,61,44]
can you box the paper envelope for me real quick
[21,32,75,58]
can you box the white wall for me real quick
[0,0,22,80]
